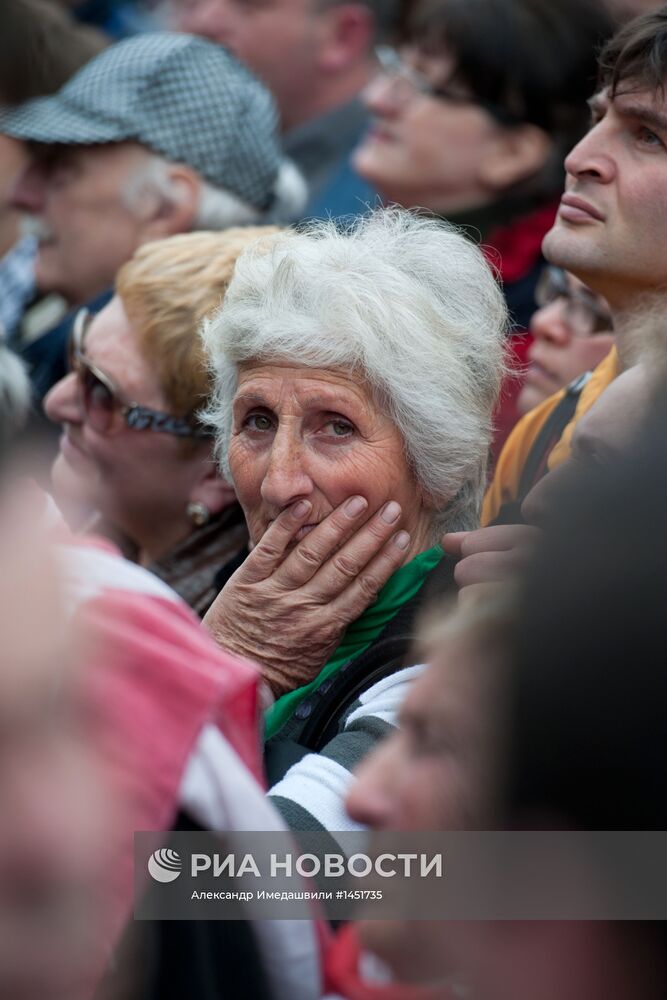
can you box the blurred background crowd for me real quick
[0,0,666,997]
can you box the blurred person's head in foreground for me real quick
[346,597,512,833]
[173,0,394,132]
[517,266,614,414]
[0,399,110,1000]
[0,0,105,261]
[344,594,513,987]
[542,6,667,344]
[353,0,612,220]
[450,416,667,1000]
[445,303,667,997]
[43,228,278,615]
[0,33,304,309]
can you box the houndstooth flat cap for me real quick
[0,32,282,210]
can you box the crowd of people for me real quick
[0,0,666,997]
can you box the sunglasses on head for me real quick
[69,309,210,438]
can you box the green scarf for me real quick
[264,545,443,740]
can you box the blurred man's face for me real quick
[10,142,157,305]
[542,85,667,307]
[174,0,326,129]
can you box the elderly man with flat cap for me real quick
[1,32,304,403]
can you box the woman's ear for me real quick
[479,124,552,193]
[189,455,237,518]
[140,165,201,241]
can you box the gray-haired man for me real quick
[0,31,304,401]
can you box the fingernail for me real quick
[293,500,311,518]
[393,531,410,550]
[345,495,367,517]
[381,501,401,524]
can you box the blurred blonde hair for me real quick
[115,227,279,418]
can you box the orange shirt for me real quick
[482,347,620,525]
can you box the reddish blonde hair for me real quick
[116,227,279,417]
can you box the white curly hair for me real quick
[202,207,508,535]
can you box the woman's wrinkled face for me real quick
[228,363,432,557]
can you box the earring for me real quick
[187,501,211,527]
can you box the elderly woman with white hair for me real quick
[203,207,507,830]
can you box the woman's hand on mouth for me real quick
[202,496,411,698]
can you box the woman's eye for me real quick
[324,418,355,437]
[244,412,273,432]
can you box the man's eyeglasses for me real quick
[373,46,522,126]
[535,267,613,338]
[69,309,209,438]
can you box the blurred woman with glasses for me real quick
[353,0,613,455]
[44,227,277,616]
[518,267,614,414]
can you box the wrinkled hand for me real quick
[203,496,411,698]
[443,524,541,604]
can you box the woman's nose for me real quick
[362,72,401,116]
[259,431,314,510]
[43,372,81,426]
[530,300,571,346]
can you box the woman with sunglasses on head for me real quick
[517,267,614,415]
[353,0,613,454]
[44,227,277,616]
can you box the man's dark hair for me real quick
[406,0,613,196]
[598,5,667,98]
[0,0,106,106]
